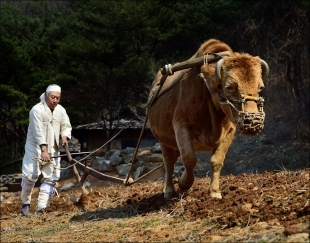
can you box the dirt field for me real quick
[1,167,309,242]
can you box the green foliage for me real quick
[0,84,28,162]
[0,1,66,163]
[0,2,65,100]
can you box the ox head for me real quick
[202,53,269,136]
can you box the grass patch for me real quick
[23,222,71,237]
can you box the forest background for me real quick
[0,0,309,167]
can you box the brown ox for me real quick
[147,39,269,199]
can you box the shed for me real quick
[72,119,157,153]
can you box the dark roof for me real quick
[74,119,149,130]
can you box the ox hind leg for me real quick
[174,126,197,192]
[161,144,180,199]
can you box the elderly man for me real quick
[21,84,72,215]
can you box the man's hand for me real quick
[40,145,50,162]
[61,136,69,147]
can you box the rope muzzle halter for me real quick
[219,91,265,136]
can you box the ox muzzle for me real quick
[219,93,265,136]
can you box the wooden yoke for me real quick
[160,51,232,75]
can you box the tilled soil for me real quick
[1,169,309,242]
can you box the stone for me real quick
[92,157,115,172]
[133,160,148,171]
[152,143,162,153]
[138,150,151,156]
[84,182,91,188]
[59,160,74,180]
[70,195,78,203]
[60,182,75,191]
[133,166,149,180]
[124,154,133,164]
[58,136,81,152]
[117,164,131,176]
[148,154,163,162]
[110,150,121,158]
[108,150,123,165]
[95,157,109,165]
[124,147,135,154]
[175,157,183,166]
[173,166,185,177]
[105,149,116,158]
[110,156,123,166]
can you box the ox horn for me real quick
[260,59,269,78]
[215,59,224,80]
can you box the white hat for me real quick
[46,84,61,93]
[40,84,61,102]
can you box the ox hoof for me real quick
[164,190,177,200]
[178,180,192,192]
[209,191,222,199]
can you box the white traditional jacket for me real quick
[26,101,72,153]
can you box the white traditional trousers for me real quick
[21,141,61,206]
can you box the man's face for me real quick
[45,91,61,110]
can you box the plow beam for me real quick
[74,160,125,185]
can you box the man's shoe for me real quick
[35,208,46,214]
[21,204,30,216]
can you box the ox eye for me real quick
[225,84,234,92]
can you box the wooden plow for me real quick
[64,51,231,193]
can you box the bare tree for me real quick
[236,0,309,140]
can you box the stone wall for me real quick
[89,143,164,181]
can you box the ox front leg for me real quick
[209,152,224,199]
[161,144,180,199]
[209,129,235,199]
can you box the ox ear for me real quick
[260,59,269,78]
[215,59,224,80]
